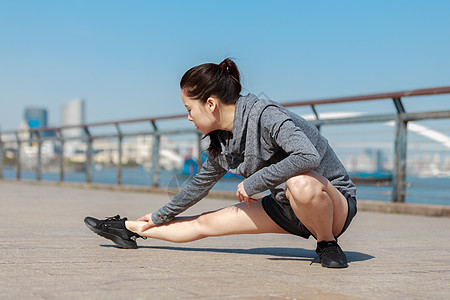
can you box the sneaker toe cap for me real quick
[84,216,99,227]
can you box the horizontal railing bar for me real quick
[2,110,450,141]
[403,110,450,122]
[405,193,450,201]
[2,86,449,135]
[0,128,200,144]
[81,128,199,140]
[309,110,450,126]
[310,113,397,126]
[0,113,188,135]
[283,86,450,107]
[407,183,450,190]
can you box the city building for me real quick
[24,107,50,143]
[61,99,85,156]
[24,107,48,129]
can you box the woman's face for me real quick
[181,89,217,135]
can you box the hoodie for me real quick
[151,94,356,225]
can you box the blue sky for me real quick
[1,0,449,131]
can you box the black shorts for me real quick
[261,191,357,239]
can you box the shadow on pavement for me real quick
[100,244,374,263]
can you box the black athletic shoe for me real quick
[84,215,145,249]
[311,240,348,268]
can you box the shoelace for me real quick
[310,246,324,265]
[104,215,122,221]
[310,255,320,265]
[103,215,147,240]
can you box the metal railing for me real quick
[1,86,450,203]
[0,114,203,188]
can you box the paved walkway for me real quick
[1,181,449,299]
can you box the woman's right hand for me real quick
[237,181,258,207]
[137,213,156,231]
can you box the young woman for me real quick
[85,58,357,268]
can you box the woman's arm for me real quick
[149,155,227,225]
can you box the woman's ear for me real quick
[205,97,217,112]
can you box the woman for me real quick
[85,58,357,268]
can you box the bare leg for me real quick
[285,171,348,242]
[125,200,288,243]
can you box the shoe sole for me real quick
[84,218,138,249]
[322,263,348,268]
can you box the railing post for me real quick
[84,126,93,184]
[35,131,42,181]
[115,123,123,185]
[0,128,3,180]
[57,129,65,182]
[15,132,21,180]
[392,97,407,203]
[151,121,160,187]
[196,131,202,173]
[311,104,321,131]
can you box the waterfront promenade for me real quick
[1,181,449,299]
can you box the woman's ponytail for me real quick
[180,58,242,157]
[218,58,240,85]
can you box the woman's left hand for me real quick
[137,213,156,232]
[237,181,258,207]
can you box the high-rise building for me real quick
[61,99,86,156]
[23,107,50,143]
[24,107,48,129]
[61,99,85,134]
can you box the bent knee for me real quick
[286,173,326,205]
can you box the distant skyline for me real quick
[1,0,449,130]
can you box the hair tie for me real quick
[219,62,230,73]
[224,66,231,74]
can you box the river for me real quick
[1,167,449,206]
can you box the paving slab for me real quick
[1,181,449,299]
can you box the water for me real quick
[1,167,242,197]
[355,176,450,206]
[1,167,449,206]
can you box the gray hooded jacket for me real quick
[151,94,356,225]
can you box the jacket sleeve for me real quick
[243,106,321,197]
[151,154,227,225]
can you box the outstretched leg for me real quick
[126,200,288,243]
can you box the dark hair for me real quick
[180,58,242,157]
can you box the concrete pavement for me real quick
[1,180,449,299]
